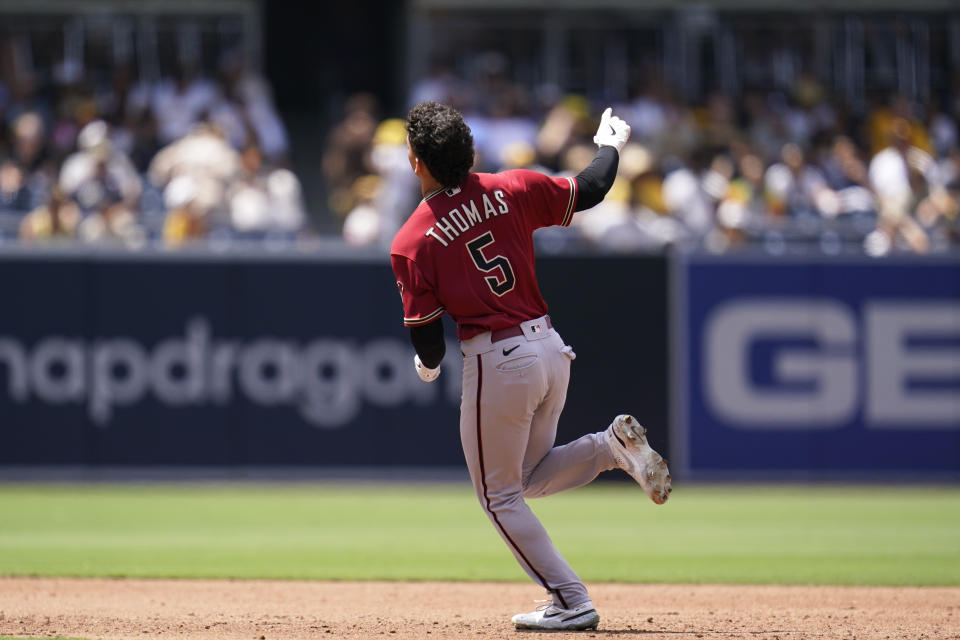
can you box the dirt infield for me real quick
[1,578,957,639]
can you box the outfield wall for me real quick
[1,248,957,478]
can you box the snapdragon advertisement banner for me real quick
[676,255,960,476]
[0,253,669,468]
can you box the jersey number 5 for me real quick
[466,231,516,297]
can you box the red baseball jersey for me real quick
[391,170,577,340]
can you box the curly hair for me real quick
[406,102,475,189]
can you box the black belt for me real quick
[490,316,552,343]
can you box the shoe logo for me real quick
[563,609,596,622]
[503,345,520,356]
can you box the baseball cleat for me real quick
[606,414,672,504]
[511,600,599,631]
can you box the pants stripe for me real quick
[474,354,567,609]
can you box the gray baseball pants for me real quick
[459,316,618,609]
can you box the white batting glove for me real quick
[593,107,631,153]
[414,354,441,383]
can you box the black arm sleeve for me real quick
[410,319,446,369]
[573,145,619,212]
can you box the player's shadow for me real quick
[516,630,799,636]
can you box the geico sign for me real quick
[704,299,960,429]
[0,317,462,429]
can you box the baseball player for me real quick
[390,102,671,631]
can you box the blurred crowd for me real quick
[327,60,960,256]
[5,39,959,257]
[1,48,305,249]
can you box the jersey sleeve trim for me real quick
[560,176,577,227]
[403,306,446,326]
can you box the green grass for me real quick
[0,483,957,586]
